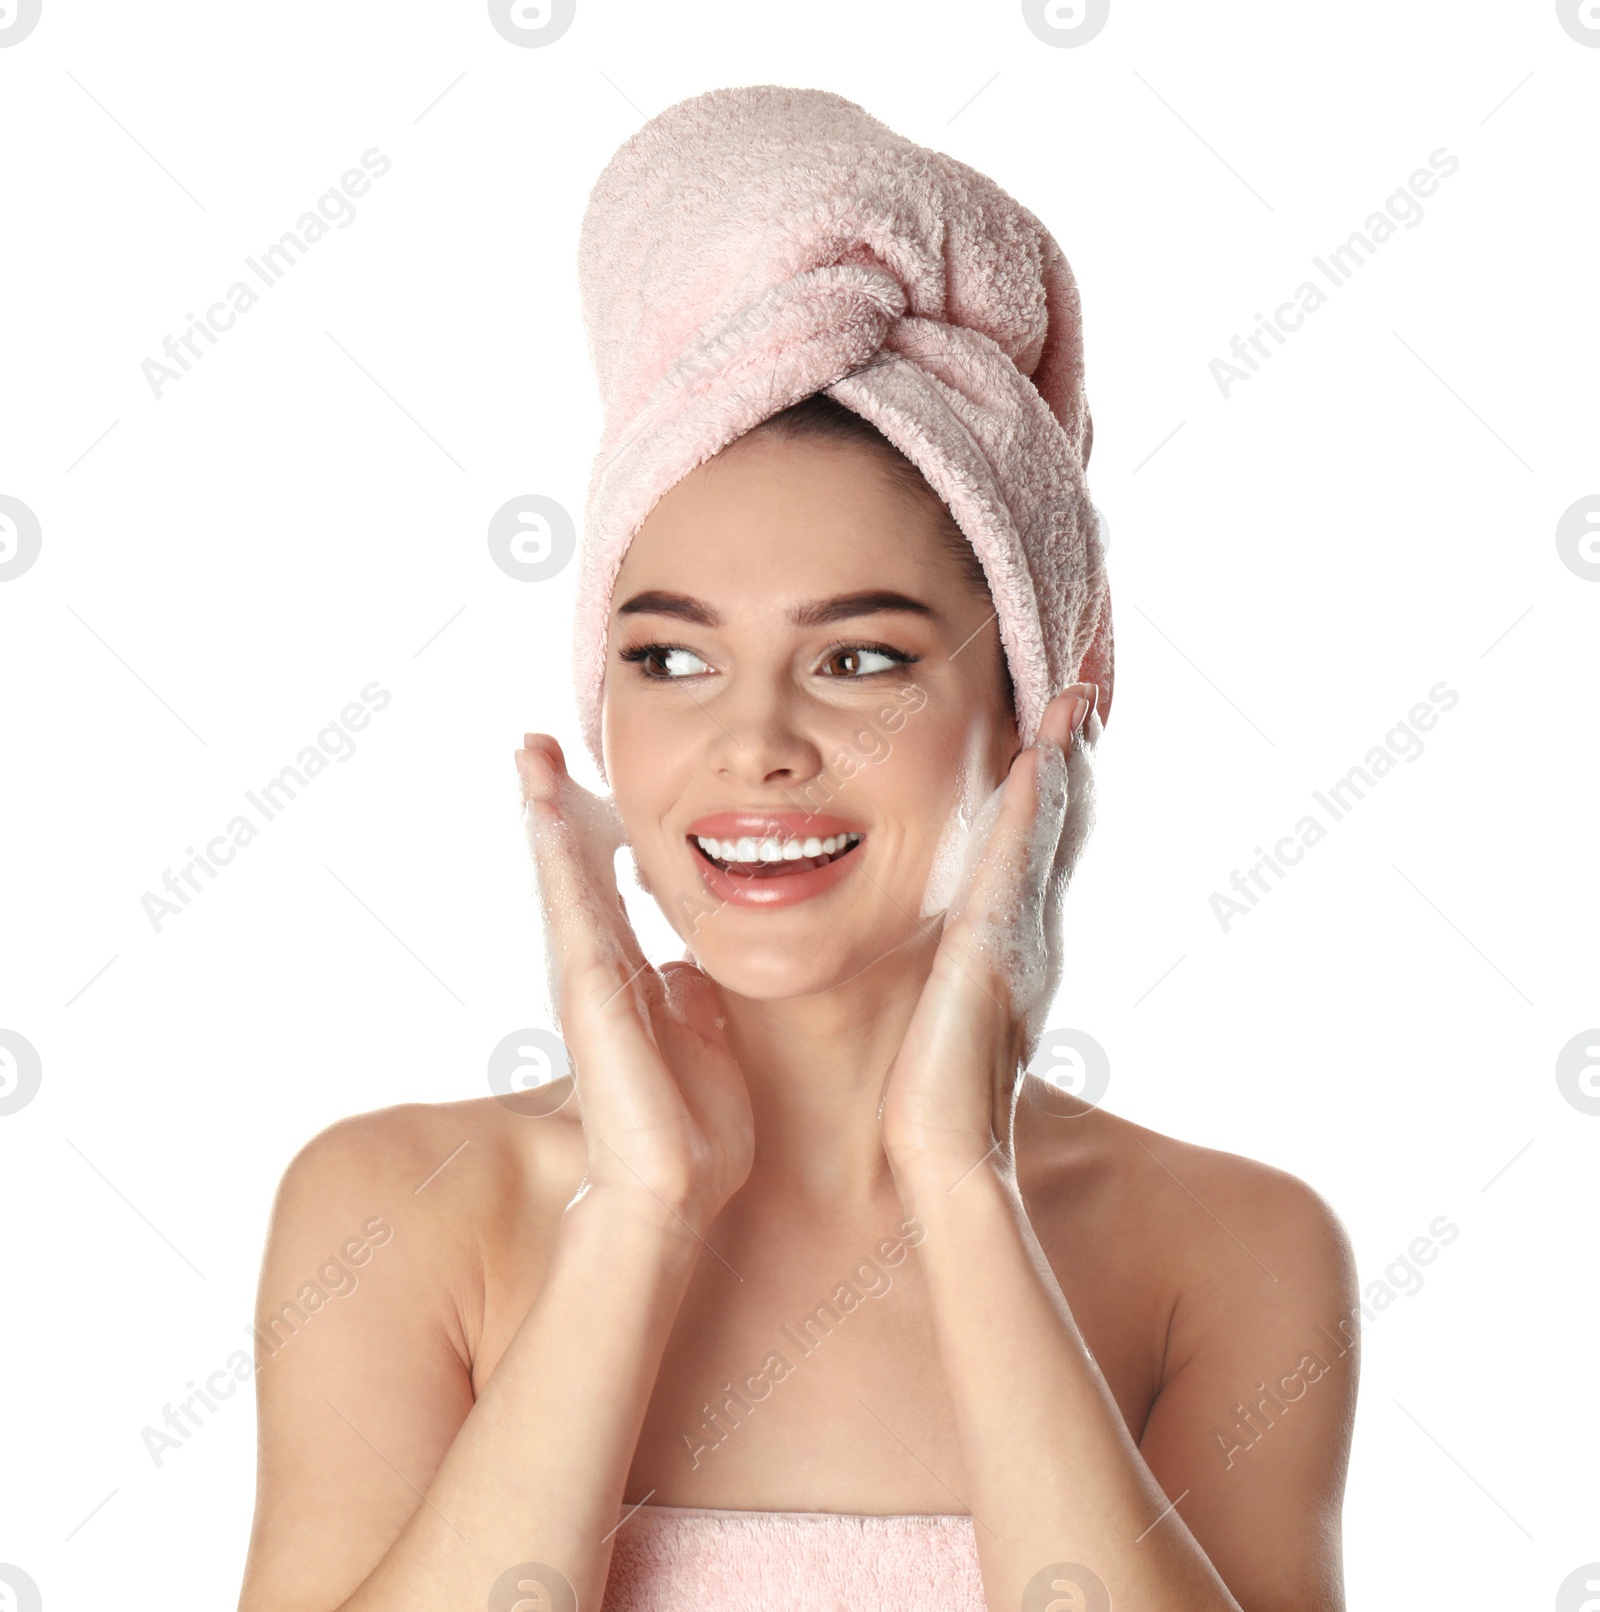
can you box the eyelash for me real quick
[619,639,922,681]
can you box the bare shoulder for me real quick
[270,1087,564,1223]
[1022,1091,1352,1260]
[279,1078,587,1201]
[1021,1105,1362,1608]
[240,1086,586,1607]
[1017,1094,1358,1384]
[1108,1109,1348,1255]
[262,1082,587,1359]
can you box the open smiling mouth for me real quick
[689,832,864,879]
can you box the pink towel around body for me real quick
[571,83,1114,784]
[600,1502,987,1612]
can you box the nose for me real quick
[700,679,826,789]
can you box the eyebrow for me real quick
[616,588,939,629]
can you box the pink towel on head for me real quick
[600,1502,988,1611]
[571,83,1114,784]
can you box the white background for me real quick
[1,1,1595,1607]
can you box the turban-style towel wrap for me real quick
[571,83,1114,788]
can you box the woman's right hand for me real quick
[515,733,755,1233]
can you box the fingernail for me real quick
[1064,694,1089,736]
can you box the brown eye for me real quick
[820,644,912,677]
[620,643,711,679]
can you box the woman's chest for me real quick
[474,1185,1168,1516]
[627,1220,960,1511]
[627,1208,1164,1513]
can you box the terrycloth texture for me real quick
[572,84,1114,782]
[600,1502,987,1612]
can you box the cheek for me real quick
[840,711,895,768]
[894,722,1005,917]
[601,705,670,834]
[602,681,675,779]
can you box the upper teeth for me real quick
[695,832,861,862]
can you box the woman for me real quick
[238,87,1357,1612]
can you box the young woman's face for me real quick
[601,430,1019,999]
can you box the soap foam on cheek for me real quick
[934,712,1102,1069]
[919,728,1002,920]
[1018,708,1100,1068]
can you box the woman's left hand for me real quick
[878,683,1099,1181]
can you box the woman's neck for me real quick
[712,934,934,1214]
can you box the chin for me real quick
[695,962,832,1002]
[676,916,930,1001]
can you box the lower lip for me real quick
[690,840,866,910]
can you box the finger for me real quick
[958,743,1060,907]
[516,748,651,1021]
[515,744,558,807]
[524,732,567,771]
[520,789,617,988]
[942,739,1071,979]
[1034,684,1093,755]
[517,733,570,796]
[657,958,727,1035]
[655,961,751,1136]
[1001,685,1091,858]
